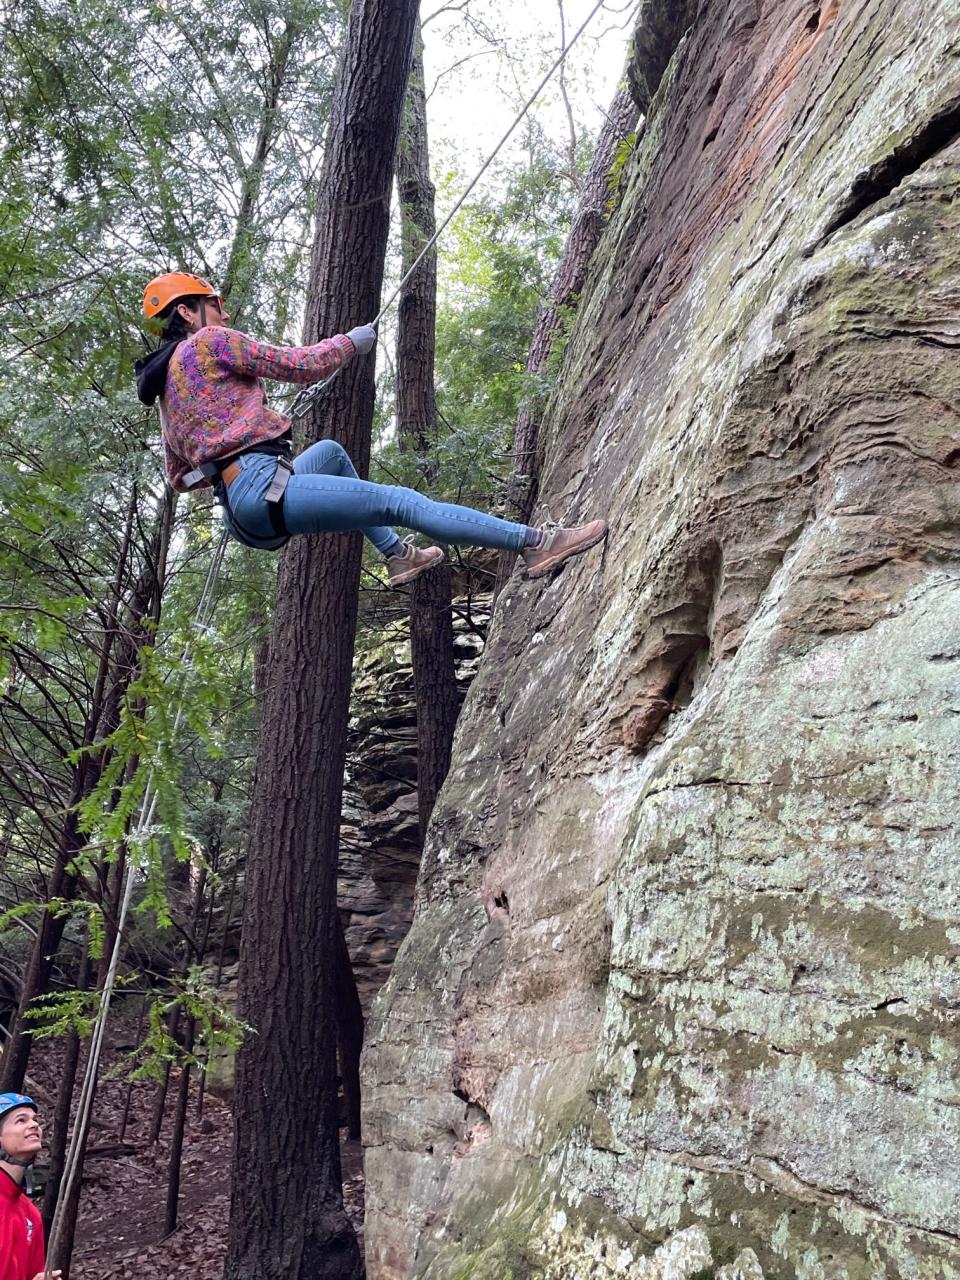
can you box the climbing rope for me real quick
[43,530,229,1277]
[291,0,609,419]
[40,5,610,1267]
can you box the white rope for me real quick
[291,0,609,419]
[43,529,230,1275]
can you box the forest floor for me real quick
[28,1017,365,1277]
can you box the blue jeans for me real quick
[221,440,531,554]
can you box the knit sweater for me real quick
[159,326,356,492]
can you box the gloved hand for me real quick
[347,324,377,355]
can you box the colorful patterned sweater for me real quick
[160,326,356,491]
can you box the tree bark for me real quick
[493,80,641,594]
[396,30,460,838]
[224,2,419,1276]
[162,1014,196,1239]
[408,573,459,836]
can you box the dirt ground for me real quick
[27,1023,365,1278]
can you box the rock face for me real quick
[339,596,490,1011]
[363,0,960,1276]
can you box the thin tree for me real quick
[224,1,420,1276]
[162,1014,196,1239]
[40,946,91,1239]
[0,488,173,1093]
[161,854,210,1236]
[396,28,461,840]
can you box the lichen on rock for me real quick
[362,0,960,1276]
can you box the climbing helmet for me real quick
[142,271,221,319]
[0,1093,37,1124]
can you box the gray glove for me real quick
[347,324,377,355]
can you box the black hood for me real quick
[134,339,182,406]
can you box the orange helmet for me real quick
[142,272,220,319]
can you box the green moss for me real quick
[418,1161,551,1280]
[606,133,640,215]
[449,1222,538,1280]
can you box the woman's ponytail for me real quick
[157,294,208,343]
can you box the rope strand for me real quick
[291,0,608,418]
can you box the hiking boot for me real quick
[520,519,608,579]
[386,540,445,587]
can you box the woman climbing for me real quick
[135,272,607,585]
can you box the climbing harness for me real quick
[290,0,608,420]
[169,390,292,547]
[43,5,611,1265]
[218,453,293,549]
[185,447,294,549]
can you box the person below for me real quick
[0,1092,61,1280]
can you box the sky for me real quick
[420,0,637,196]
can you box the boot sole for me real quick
[523,526,608,579]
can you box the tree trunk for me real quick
[395,31,438,462]
[49,1090,91,1280]
[1,809,84,1093]
[396,29,460,838]
[147,1004,182,1146]
[224,2,418,1276]
[222,22,298,324]
[162,1014,196,1239]
[150,855,208,1145]
[41,947,91,1239]
[197,860,238,1121]
[48,947,116,1279]
[409,574,459,836]
[160,857,208,1226]
[119,998,147,1143]
[494,80,641,593]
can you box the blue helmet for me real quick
[0,1093,37,1123]
[0,1093,39,1167]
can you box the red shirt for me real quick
[0,1169,44,1280]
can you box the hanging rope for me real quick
[291,0,609,419]
[41,5,611,1267]
[43,529,229,1276]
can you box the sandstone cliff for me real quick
[340,594,490,1010]
[364,1,960,1276]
